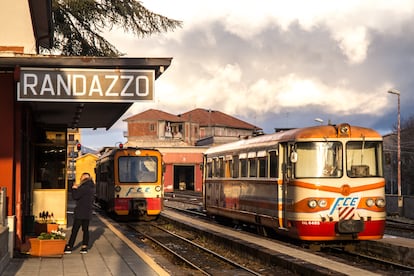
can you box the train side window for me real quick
[232,155,239,178]
[227,159,233,178]
[206,160,213,178]
[240,155,248,177]
[258,157,267,177]
[213,158,219,177]
[269,151,278,178]
[257,150,267,178]
[219,157,225,177]
[106,165,112,180]
[249,158,257,177]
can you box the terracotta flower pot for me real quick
[29,238,66,257]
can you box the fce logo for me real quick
[126,187,151,196]
[329,197,359,215]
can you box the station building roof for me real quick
[0,55,171,129]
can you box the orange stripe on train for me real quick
[288,180,384,195]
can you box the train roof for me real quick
[204,123,382,155]
[97,146,161,160]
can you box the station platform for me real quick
[3,203,168,276]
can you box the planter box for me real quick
[34,223,58,235]
[29,238,66,257]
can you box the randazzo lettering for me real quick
[18,68,154,102]
[23,73,148,97]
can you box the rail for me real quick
[129,223,262,275]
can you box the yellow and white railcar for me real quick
[96,147,163,220]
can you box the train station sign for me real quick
[17,67,154,102]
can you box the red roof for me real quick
[124,108,261,130]
[179,108,260,130]
[124,109,183,122]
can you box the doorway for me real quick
[173,165,195,191]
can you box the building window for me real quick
[150,124,155,132]
[68,134,75,141]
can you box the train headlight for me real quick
[375,198,386,208]
[366,198,375,207]
[115,185,121,192]
[318,199,327,208]
[308,199,318,208]
[155,186,161,192]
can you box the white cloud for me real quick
[333,26,369,64]
[87,0,414,148]
[141,0,414,64]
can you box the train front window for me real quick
[294,142,343,178]
[346,141,383,177]
[118,156,158,183]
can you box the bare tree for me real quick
[401,115,414,195]
[49,0,182,56]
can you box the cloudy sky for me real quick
[82,0,414,149]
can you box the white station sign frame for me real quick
[17,67,155,102]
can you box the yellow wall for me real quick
[75,153,98,184]
[33,190,67,225]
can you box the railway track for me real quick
[325,246,414,273]
[385,218,414,239]
[165,191,414,240]
[163,205,414,274]
[162,192,414,274]
[128,222,284,275]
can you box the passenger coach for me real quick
[203,123,386,241]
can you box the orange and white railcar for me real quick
[203,123,385,241]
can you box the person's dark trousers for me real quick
[68,218,90,247]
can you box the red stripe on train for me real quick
[291,219,385,240]
[146,197,162,211]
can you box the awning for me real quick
[0,56,172,129]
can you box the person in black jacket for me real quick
[65,172,95,254]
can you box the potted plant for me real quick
[29,229,66,257]
[34,211,58,235]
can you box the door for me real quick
[278,142,295,229]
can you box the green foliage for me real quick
[37,230,66,240]
[49,0,182,56]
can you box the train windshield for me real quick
[294,142,343,178]
[118,156,158,183]
[346,141,383,177]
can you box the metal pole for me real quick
[388,88,402,216]
[397,93,402,214]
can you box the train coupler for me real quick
[129,199,147,216]
[336,219,364,234]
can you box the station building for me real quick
[0,0,171,257]
[124,108,261,193]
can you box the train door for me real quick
[279,142,295,230]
